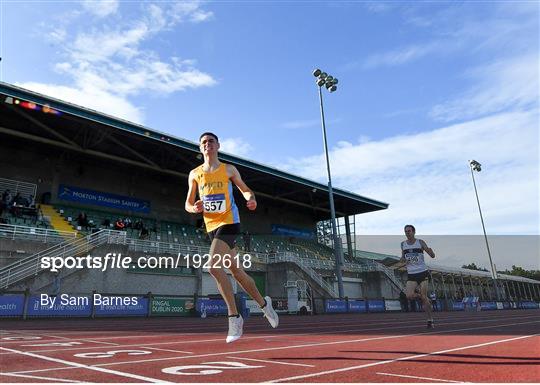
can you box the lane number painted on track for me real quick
[2,336,42,340]
[74,350,152,358]
[162,361,264,376]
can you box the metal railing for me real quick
[372,261,405,291]
[0,177,37,201]
[0,230,126,289]
[0,224,77,244]
[269,252,338,298]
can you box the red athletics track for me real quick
[1,309,539,383]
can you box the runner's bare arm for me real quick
[391,255,407,269]
[185,170,203,213]
[420,239,436,258]
[228,164,257,211]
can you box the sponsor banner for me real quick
[271,224,315,239]
[58,184,150,213]
[151,297,194,316]
[480,301,497,311]
[196,298,228,315]
[384,299,402,311]
[367,300,385,312]
[27,295,92,317]
[325,299,347,313]
[0,295,25,316]
[502,302,511,309]
[246,299,264,314]
[94,297,148,316]
[452,301,465,311]
[462,296,479,304]
[510,302,517,309]
[348,300,366,313]
[496,302,504,310]
[519,301,539,309]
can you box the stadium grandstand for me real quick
[0,80,538,319]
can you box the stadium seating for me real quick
[53,205,209,246]
[0,208,51,229]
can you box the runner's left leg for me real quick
[419,279,433,320]
[227,249,265,307]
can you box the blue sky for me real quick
[1,1,538,266]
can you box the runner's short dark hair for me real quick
[199,132,219,142]
[404,224,416,232]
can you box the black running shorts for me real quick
[208,223,240,249]
[407,270,430,285]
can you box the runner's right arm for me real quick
[185,170,203,214]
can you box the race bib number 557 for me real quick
[203,194,226,213]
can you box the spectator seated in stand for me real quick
[139,224,149,240]
[114,218,125,231]
[2,189,12,210]
[77,212,91,230]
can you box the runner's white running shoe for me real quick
[226,315,243,343]
[262,296,279,328]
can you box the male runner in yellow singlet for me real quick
[185,132,279,343]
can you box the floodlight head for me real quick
[326,75,334,83]
[317,78,326,87]
[329,85,337,92]
[313,69,322,77]
[469,160,482,172]
[319,72,328,80]
[332,78,338,85]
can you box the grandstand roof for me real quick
[0,81,388,220]
[427,262,540,284]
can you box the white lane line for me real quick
[80,339,120,346]
[0,372,82,383]
[376,372,469,383]
[95,319,540,368]
[268,333,540,382]
[142,346,194,354]
[228,356,315,367]
[0,331,215,344]
[0,329,73,340]
[10,367,76,375]
[2,314,537,355]
[0,346,172,383]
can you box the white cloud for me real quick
[355,3,537,72]
[170,1,214,23]
[15,81,144,123]
[81,0,119,18]
[283,109,538,236]
[363,42,440,69]
[364,2,392,14]
[430,53,538,122]
[219,137,254,158]
[31,1,216,123]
